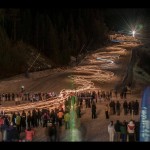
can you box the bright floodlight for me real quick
[132,30,135,37]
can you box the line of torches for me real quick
[0,45,127,115]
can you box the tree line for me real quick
[0,9,109,78]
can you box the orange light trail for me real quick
[1,38,135,114]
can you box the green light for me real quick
[68,96,81,141]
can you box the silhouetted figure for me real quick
[91,102,96,119]
[25,69,29,78]
[47,122,57,142]
[105,104,109,119]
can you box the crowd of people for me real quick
[108,119,140,142]
[0,88,141,142]
[0,91,57,105]
[0,104,64,142]
[108,100,139,116]
[76,90,140,142]
[0,94,82,142]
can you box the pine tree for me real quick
[19,9,32,44]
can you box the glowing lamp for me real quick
[132,30,135,37]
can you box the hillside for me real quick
[0,34,144,103]
[0,34,144,142]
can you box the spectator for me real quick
[47,122,57,142]
[108,121,115,142]
[114,120,121,142]
[76,105,81,118]
[0,115,4,140]
[6,122,19,142]
[64,111,70,129]
[127,120,135,142]
[120,120,127,142]
[91,102,96,119]
[105,104,109,119]
[134,100,139,115]
[57,111,64,127]
[25,127,35,142]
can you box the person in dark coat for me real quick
[109,101,113,115]
[128,102,132,115]
[114,120,121,142]
[12,112,16,125]
[47,122,57,142]
[37,109,42,127]
[105,104,109,119]
[76,105,81,118]
[135,121,140,141]
[1,115,11,141]
[91,102,96,119]
[123,86,127,99]
[21,110,26,132]
[120,120,127,142]
[134,100,139,115]
[6,123,19,141]
[27,112,32,129]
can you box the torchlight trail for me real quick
[1,39,128,114]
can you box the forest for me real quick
[0,9,109,78]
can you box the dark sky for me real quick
[0,0,150,8]
[25,8,150,36]
[103,8,149,33]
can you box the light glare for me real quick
[132,30,135,37]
